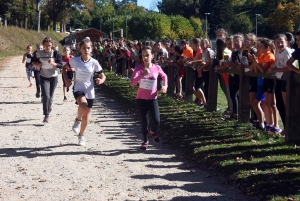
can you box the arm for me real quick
[22,54,26,63]
[286,57,300,74]
[62,63,72,87]
[95,72,106,85]
[52,51,63,69]
[130,67,144,86]
[158,66,168,93]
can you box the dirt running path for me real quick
[0,56,252,201]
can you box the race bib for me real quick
[139,79,156,90]
[26,58,31,63]
[42,62,53,69]
[77,69,91,82]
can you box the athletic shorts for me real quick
[263,78,276,94]
[249,77,257,93]
[178,68,185,77]
[62,71,74,87]
[255,86,266,101]
[73,91,94,108]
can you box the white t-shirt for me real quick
[69,56,102,99]
[275,47,294,68]
[161,48,169,58]
[202,48,215,63]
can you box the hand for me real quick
[143,68,150,76]
[185,60,193,66]
[48,58,55,66]
[160,85,167,93]
[65,79,72,87]
[95,78,104,85]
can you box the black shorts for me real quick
[249,77,257,93]
[263,78,276,94]
[62,71,74,87]
[73,91,94,108]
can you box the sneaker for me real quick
[140,141,149,150]
[43,116,49,123]
[149,130,160,143]
[72,118,81,134]
[63,96,67,101]
[36,91,40,98]
[273,127,282,135]
[266,125,273,133]
[78,135,86,146]
[256,124,266,131]
[29,83,33,87]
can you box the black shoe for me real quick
[63,96,67,101]
[36,91,40,98]
[149,130,160,143]
[67,87,69,92]
[256,124,266,131]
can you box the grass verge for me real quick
[99,72,299,201]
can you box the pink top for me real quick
[130,63,168,100]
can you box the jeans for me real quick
[41,76,58,116]
[33,69,41,93]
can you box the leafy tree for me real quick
[189,16,205,37]
[200,0,235,38]
[230,14,253,34]
[157,0,200,19]
[170,15,194,39]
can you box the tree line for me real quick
[1,0,300,39]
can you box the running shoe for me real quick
[78,135,86,146]
[149,130,160,143]
[273,127,282,135]
[29,83,33,87]
[256,124,266,131]
[36,91,40,98]
[72,118,81,134]
[266,125,273,133]
[43,116,49,123]
[140,141,149,150]
[63,96,67,101]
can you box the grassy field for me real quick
[99,72,300,201]
[0,26,67,58]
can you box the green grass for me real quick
[98,72,300,201]
[0,26,67,58]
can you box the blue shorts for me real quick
[255,86,265,101]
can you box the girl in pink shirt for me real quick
[130,46,168,150]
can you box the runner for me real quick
[22,45,34,87]
[31,37,63,123]
[130,46,168,150]
[61,45,74,101]
[63,38,106,146]
[32,44,44,98]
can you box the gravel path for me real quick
[0,56,253,201]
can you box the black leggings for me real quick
[41,76,58,116]
[202,71,209,100]
[229,75,239,114]
[33,69,41,93]
[137,99,160,142]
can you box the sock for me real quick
[260,123,265,128]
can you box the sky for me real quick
[137,0,159,11]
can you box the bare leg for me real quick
[76,96,92,135]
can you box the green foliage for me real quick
[170,15,194,39]
[189,16,205,38]
[231,14,253,34]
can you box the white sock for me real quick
[260,123,265,128]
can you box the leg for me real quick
[49,76,58,112]
[149,99,160,142]
[177,76,183,96]
[40,76,51,116]
[76,96,92,135]
[137,99,150,143]
[26,68,32,85]
[34,69,41,97]
[269,93,279,128]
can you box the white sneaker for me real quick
[72,118,81,134]
[78,135,86,146]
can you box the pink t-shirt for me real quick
[130,63,168,100]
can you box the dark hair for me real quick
[181,39,189,45]
[275,34,287,41]
[79,38,93,48]
[216,28,228,38]
[285,32,295,46]
[174,45,183,55]
[42,37,54,45]
[259,38,275,54]
[142,46,153,52]
[296,30,300,36]
[26,45,32,49]
[192,38,201,46]
[216,39,225,60]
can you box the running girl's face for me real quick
[27,46,32,53]
[275,36,287,51]
[258,42,269,54]
[142,49,154,65]
[80,42,92,56]
[233,38,243,49]
[63,47,71,55]
[43,42,53,53]
[225,40,233,50]
[200,41,208,50]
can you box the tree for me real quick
[158,0,200,19]
[230,14,253,34]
